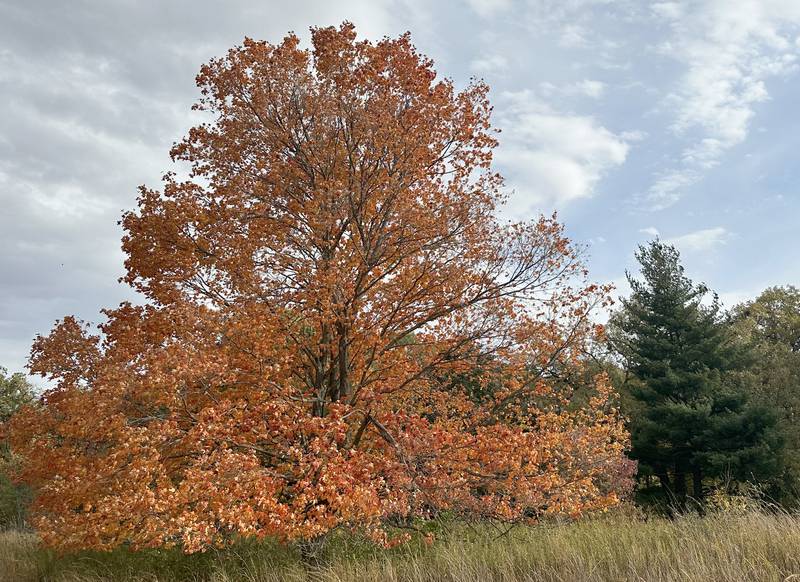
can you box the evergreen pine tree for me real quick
[610,241,780,506]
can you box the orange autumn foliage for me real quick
[5,23,634,552]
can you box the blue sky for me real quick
[1,0,799,379]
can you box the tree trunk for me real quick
[656,468,678,516]
[313,323,333,417]
[657,470,672,494]
[336,321,350,402]
[692,466,703,501]
[674,462,687,511]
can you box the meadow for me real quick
[4,509,800,582]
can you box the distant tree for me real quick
[0,368,35,424]
[731,286,800,352]
[0,367,36,528]
[729,286,800,503]
[609,241,781,506]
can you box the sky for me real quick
[1,0,799,380]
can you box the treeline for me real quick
[599,240,800,510]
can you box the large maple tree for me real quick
[6,24,633,552]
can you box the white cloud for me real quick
[664,226,730,253]
[471,54,509,73]
[620,129,647,141]
[644,169,701,211]
[495,90,631,213]
[644,0,800,209]
[518,0,635,54]
[465,0,512,17]
[574,79,606,97]
[651,2,684,20]
[559,24,588,47]
[541,79,606,98]
[640,226,660,237]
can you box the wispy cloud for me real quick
[471,53,509,74]
[643,0,800,209]
[665,226,730,252]
[540,79,607,98]
[465,0,512,18]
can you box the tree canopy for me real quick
[729,286,800,503]
[6,24,633,552]
[0,367,35,425]
[0,367,36,528]
[609,241,780,505]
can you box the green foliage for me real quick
[0,367,36,529]
[730,286,800,351]
[729,286,800,504]
[609,241,781,504]
[0,470,31,530]
[0,367,35,424]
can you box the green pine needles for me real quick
[609,240,782,507]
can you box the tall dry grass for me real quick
[4,510,800,581]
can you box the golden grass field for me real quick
[4,510,800,581]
